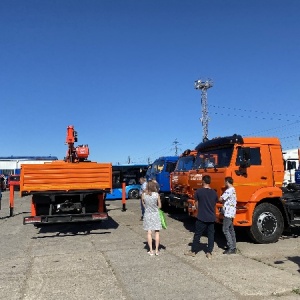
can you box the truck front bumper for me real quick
[23,212,108,225]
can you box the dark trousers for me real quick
[140,198,145,216]
[222,217,236,250]
[191,219,215,253]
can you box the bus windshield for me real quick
[193,145,234,169]
[112,165,148,188]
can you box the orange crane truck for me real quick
[168,149,197,209]
[186,134,300,244]
[21,125,112,225]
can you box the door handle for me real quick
[261,176,267,180]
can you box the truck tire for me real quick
[160,194,169,212]
[248,203,284,244]
[128,189,139,199]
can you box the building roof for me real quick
[0,156,58,161]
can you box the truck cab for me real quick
[8,174,20,191]
[146,156,178,207]
[187,134,289,243]
[169,150,197,209]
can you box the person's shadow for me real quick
[287,256,300,273]
[167,209,253,252]
[143,241,167,253]
[274,256,300,273]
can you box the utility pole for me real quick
[127,156,131,164]
[172,139,180,156]
[194,78,213,142]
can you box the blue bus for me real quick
[106,164,149,200]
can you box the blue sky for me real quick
[1,0,299,164]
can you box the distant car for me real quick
[8,175,20,191]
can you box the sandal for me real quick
[147,251,154,256]
[155,252,160,256]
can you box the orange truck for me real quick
[21,126,112,225]
[186,134,300,244]
[168,149,197,209]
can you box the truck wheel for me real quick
[128,189,139,199]
[248,203,284,244]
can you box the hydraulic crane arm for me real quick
[65,125,89,162]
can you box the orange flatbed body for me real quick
[20,161,112,195]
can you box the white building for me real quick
[0,156,58,176]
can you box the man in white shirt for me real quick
[220,177,237,254]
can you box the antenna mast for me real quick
[172,138,180,156]
[194,79,213,142]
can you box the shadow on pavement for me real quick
[281,226,300,239]
[274,256,300,273]
[31,216,119,239]
[143,241,167,253]
[287,256,300,273]
[167,209,254,249]
[0,211,31,220]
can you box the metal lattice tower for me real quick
[194,79,213,142]
[172,139,180,156]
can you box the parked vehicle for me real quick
[20,126,112,225]
[8,174,20,191]
[185,134,300,244]
[146,156,178,208]
[168,149,197,209]
[296,169,300,184]
[106,164,148,200]
[283,148,300,186]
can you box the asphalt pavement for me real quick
[0,191,300,300]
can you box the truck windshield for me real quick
[149,160,165,175]
[193,146,234,169]
[175,156,195,171]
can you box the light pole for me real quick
[194,79,213,142]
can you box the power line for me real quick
[244,120,300,136]
[210,111,297,122]
[209,104,299,119]
[132,141,196,164]
[280,134,300,140]
[208,105,299,146]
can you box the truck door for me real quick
[232,145,272,202]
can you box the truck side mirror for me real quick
[240,148,251,168]
[240,160,250,169]
[235,167,248,177]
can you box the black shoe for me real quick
[140,216,143,221]
[223,248,236,254]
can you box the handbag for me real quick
[159,209,167,229]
